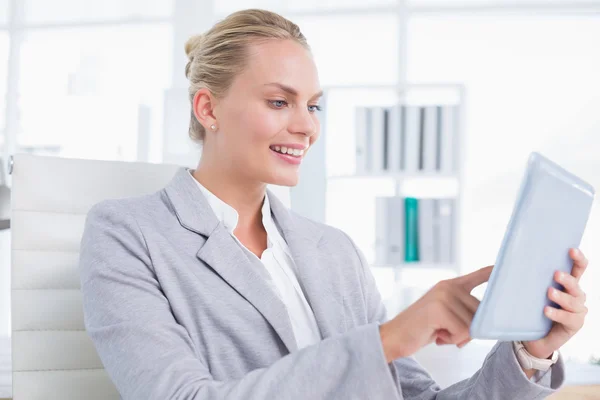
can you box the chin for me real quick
[267,171,300,187]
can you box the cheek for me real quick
[238,103,284,143]
[310,119,322,144]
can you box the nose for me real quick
[289,106,318,137]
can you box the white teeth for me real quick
[270,146,305,157]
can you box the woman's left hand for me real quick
[523,247,589,359]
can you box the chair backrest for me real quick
[10,154,292,399]
[10,155,183,399]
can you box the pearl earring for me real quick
[210,124,216,131]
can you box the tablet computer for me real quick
[470,152,595,341]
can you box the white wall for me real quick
[0,230,10,337]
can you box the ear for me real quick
[192,88,218,131]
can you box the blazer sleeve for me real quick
[79,201,402,400]
[343,231,566,400]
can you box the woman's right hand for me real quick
[379,265,494,363]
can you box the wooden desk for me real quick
[550,386,600,399]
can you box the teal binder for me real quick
[405,197,419,262]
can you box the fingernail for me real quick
[558,271,565,280]
[546,307,554,316]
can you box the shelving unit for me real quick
[321,82,466,316]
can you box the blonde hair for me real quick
[184,9,310,143]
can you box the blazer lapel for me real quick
[164,169,298,353]
[267,190,346,339]
[197,225,299,353]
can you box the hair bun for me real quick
[184,34,204,62]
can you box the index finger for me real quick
[456,265,494,292]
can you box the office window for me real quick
[213,0,282,14]
[23,0,173,24]
[17,24,172,161]
[286,0,394,12]
[0,32,8,146]
[293,14,399,87]
[408,0,600,5]
[214,0,395,15]
[408,14,600,362]
[0,0,8,25]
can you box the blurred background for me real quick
[0,0,599,395]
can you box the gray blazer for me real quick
[79,168,565,399]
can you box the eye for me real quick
[308,104,323,113]
[269,100,287,108]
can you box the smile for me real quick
[269,145,304,157]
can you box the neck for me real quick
[192,158,267,230]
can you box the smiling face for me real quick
[201,39,322,187]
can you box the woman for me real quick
[79,9,589,399]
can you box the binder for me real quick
[418,198,436,263]
[421,105,439,172]
[404,197,419,262]
[375,196,405,265]
[370,107,386,173]
[439,105,458,173]
[388,196,405,265]
[437,198,455,264]
[403,106,421,173]
[386,105,403,173]
[375,196,389,265]
[355,106,369,174]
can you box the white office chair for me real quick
[10,154,180,399]
[9,154,291,399]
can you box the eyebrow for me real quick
[263,82,323,100]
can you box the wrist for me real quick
[379,322,401,363]
[523,341,553,360]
